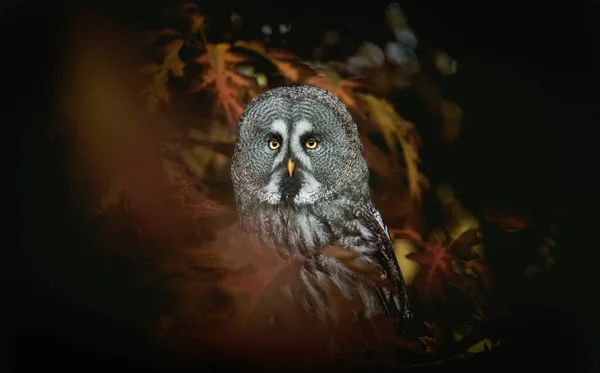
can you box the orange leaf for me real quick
[305,70,362,111]
[406,241,456,302]
[194,43,254,129]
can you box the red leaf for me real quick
[482,209,530,230]
[406,241,456,302]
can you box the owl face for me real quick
[232,86,368,206]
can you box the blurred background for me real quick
[12,0,599,372]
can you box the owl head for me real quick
[231,85,369,208]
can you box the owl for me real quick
[230,85,412,328]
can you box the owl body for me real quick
[231,85,411,324]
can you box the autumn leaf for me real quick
[194,43,254,129]
[406,241,456,302]
[448,213,480,242]
[393,239,419,285]
[139,38,186,113]
[358,93,426,200]
[465,338,500,354]
[235,40,303,82]
[180,2,206,34]
[305,69,362,111]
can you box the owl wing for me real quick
[357,203,413,323]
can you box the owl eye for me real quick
[268,139,280,150]
[304,138,318,149]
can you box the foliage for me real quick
[61,1,561,371]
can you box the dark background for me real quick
[11,0,599,372]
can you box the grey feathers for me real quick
[230,85,412,326]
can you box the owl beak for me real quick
[287,159,295,177]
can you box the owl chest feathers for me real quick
[240,197,385,261]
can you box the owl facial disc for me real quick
[262,119,323,205]
[231,85,369,208]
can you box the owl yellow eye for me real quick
[268,139,280,150]
[305,138,318,149]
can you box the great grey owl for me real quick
[230,85,412,327]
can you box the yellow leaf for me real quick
[466,338,500,354]
[163,39,186,77]
[305,70,362,111]
[393,239,419,285]
[434,52,457,75]
[358,93,425,200]
[194,43,253,128]
[453,332,465,341]
[471,244,485,259]
[448,212,480,241]
[255,73,268,88]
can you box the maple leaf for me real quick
[406,241,456,302]
[358,93,426,200]
[235,40,304,82]
[305,69,362,111]
[180,2,206,34]
[139,38,186,113]
[193,43,254,129]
